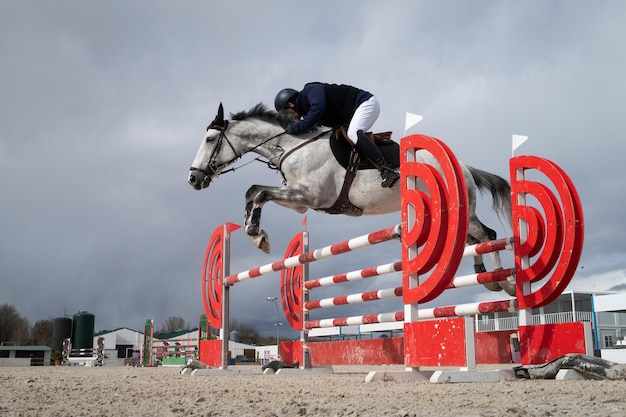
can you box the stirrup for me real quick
[380,169,399,188]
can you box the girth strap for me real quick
[321,148,363,216]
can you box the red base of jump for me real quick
[281,338,405,366]
[198,339,222,367]
[279,328,518,366]
[198,324,591,368]
[404,318,471,367]
[519,322,592,364]
[475,331,518,364]
[277,323,592,367]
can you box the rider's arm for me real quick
[289,84,326,134]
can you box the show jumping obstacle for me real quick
[141,319,201,367]
[197,134,585,382]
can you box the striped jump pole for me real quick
[305,261,403,289]
[304,298,517,329]
[225,224,401,285]
[300,234,515,328]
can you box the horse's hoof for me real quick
[259,241,270,254]
[250,230,270,254]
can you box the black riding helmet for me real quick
[274,88,299,111]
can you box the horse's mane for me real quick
[230,102,320,133]
[231,103,279,124]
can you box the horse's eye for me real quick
[205,136,213,143]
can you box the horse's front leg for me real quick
[243,184,314,254]
[244,185,271,253]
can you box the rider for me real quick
[274,82,400,188]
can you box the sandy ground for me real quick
[1,364,624,417]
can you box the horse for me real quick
[188,103,515,295]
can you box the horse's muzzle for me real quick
[188,170,211,190]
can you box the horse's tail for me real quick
[467,165,512,226]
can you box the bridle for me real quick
[189,121,237,179]
[189,120,290,181]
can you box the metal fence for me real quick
[476,311,593,332]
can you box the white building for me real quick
[593,292,626,363]
[93,327,144,366]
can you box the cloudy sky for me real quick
[2,1,625,338]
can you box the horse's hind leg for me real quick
[467,234,500,292]
[468,216,515,296]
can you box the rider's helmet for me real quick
[274,88,299,111]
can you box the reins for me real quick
[189,124,288,179]
[277,129,331,168]
[191,123,331,182]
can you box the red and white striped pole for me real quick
[225,224,401,285]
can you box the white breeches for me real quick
[346,96,380,144]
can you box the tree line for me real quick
[0,304,53,347]
[156,316,282,346]
[1,304,281,347]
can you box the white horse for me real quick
[188,103,514,295]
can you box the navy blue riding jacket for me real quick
[289,83,373,135]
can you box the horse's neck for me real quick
[239,123,322,164]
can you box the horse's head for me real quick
[188,103,239,190]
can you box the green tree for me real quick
[31,319,53,347]
[230,318,260,345]
[0,304,30,345]
[157,316,190,334]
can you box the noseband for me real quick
[189,122,240,179]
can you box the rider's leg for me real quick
[347,96,380,143]
[347,96,399,188]
[354,130,400,187]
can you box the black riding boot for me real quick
[355,130,400,188]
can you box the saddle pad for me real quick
[329,133,400,170]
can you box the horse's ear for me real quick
[217,102,224,124]
[209,102,226,130]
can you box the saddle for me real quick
[320,126,400,216]
[329,126,400,170]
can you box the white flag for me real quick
[404,112,423,132]
[512,134,528,154]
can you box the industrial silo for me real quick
[71,311,95,356]
[52,317,72,352]
[229,330,240,342]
